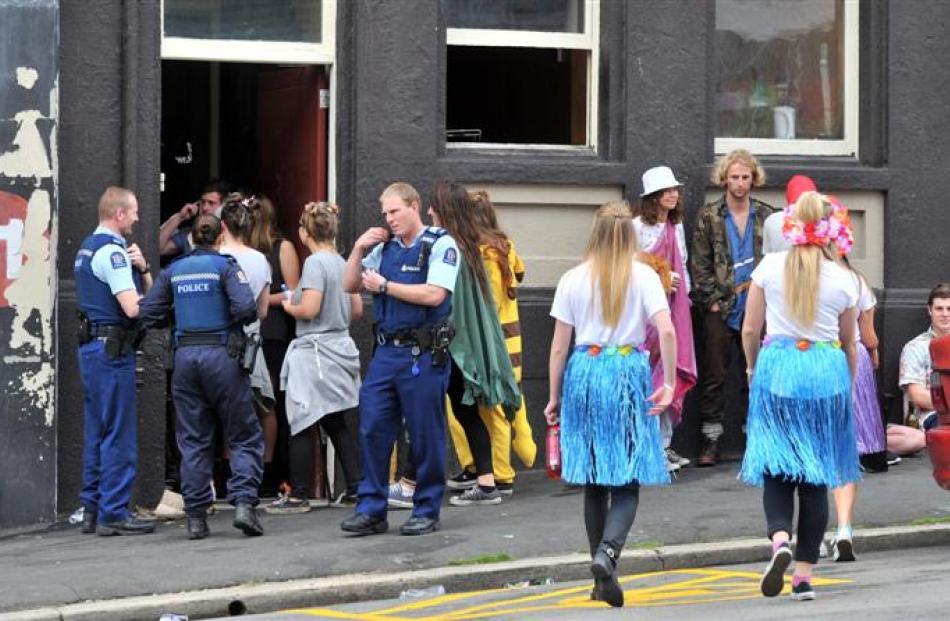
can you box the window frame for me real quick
[714,0,859,157]
[445,0,600,151]
[160,0,336,65]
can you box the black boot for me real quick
[187,515,210,540]
[233,502,264,536]
[590,543,623,607]
[340,512,388,536]
[81,508,96,535]
[96,517,156,536]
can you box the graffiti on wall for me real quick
[0,60,57,421]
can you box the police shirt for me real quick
[89,226,137,295]
[362,227,460,293]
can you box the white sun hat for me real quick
[640,166,683,197]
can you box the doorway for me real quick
[160,60,329,254]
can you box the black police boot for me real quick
[96,517,156,536]
[590,543,624,608]
[400,515,440,536]
[233,502,264,536]
[340,512,388,536]
[81,508,96,535]
[187,515,210,540]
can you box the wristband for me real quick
[663,383,675,392]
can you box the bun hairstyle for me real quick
[193,213,222,248]
[299,201,340,243]
[220,193,259,243]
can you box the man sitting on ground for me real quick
[889,283,950,455]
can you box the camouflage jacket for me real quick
[689,196,776,315]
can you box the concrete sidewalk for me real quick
[1,454,948,620]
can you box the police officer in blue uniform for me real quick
[341,182,460,536]
[75,186,155,536]
[139,213,264,540]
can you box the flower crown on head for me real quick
[781,198,853,256]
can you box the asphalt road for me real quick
[215,545,948,620]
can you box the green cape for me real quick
[448,258,522,418]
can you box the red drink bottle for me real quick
[546,424,561,480]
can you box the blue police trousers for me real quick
[172,346,264,515]
[357,346,451,519]
[79,340,137,524]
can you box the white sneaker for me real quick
[832,536,855,562]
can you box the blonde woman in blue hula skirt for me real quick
[544,201,676,608]
[740,191,860,601]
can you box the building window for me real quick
[445,0,599,149]
[161,0,335,64]
[714,0,858,156]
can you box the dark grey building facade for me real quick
[1,0,947,531]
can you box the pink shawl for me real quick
[643,221,697,424]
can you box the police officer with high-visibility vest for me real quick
[74,186,155,536]
[340,182,459,537]
[139,213,264,540]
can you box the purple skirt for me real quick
[854,343,886,455]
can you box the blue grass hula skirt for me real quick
[560,345,669,487]
[740,336,861,488]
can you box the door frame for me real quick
[159,0,337,202]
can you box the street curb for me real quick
[2,523,948,621]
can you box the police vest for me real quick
[374,227,452,333]
[74,232,142,326]
[167,250,234,337]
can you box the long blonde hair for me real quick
[586,201,638,328]
[784,191,838,327]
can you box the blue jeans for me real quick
[79,340,137,523]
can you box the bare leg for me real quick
[886,424,926,456]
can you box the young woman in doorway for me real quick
[269,202,362,513]
[248,195,300,494]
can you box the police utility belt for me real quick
[174,330,260,374]
[374,322,455,367]
[77,311,145,358]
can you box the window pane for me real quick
[445,0,584,33]
[715,0,844,140]
[164,0,322,43]
[447,46,588,145]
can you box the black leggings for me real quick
[584,483,640,557]
[289,410,360,499]
[447,359,494,477]
[763,474,828,564]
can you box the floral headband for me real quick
[781,199,853,256]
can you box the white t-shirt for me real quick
[763,211,792,254]
[550,260,669,346]
[220,244,271,333]
[751,251,858,341]
[632,216,691,293]
[854,275,876,342]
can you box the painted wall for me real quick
[0,0,58,530]
[55,0,165,523]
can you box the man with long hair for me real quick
[690,149,776,466]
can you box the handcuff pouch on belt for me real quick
[225,330,260,374]
[374,322,455,367]
[78,311,143,358]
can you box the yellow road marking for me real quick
[286,567,854,620]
